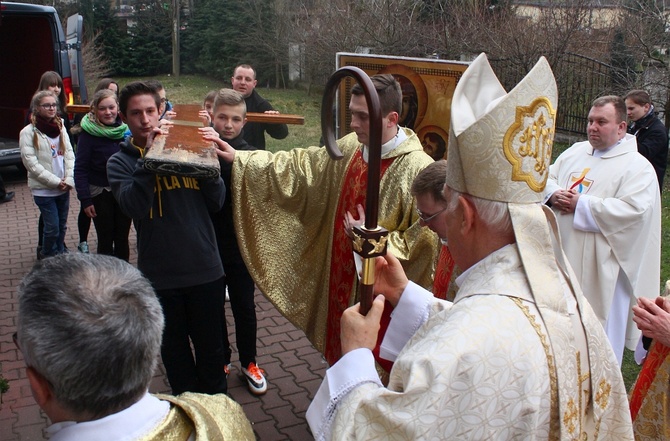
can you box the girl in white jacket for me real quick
[20,90,74,259]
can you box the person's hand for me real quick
[198,109,212,126]
[263,110,280,115]
[633,296,670,347]
[552,189,579,214]
[163,110,177,120]
[199,127,236,163]
[57,179,70,191]
[341,294,385,355]
[343,204,365,239]
[145,127,167,154]
[84,205,96,218]
[158,118,174,129]
[372,252,409,307]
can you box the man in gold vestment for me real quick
[15,254,254,440]
[203,74,438,365]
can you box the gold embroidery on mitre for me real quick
[595,379,611,410]
[563,398,579,434]
[503,97,556,192]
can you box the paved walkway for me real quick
[0,166,326,440]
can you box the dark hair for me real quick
[624,89,652,107]
[411,160,448,202]
[37,71,67,114]
[203,90,218,106]
[233,64,256,79]
[95,78,119,93]
[592,95,627,123]
[423,132,447,160]
[118,81,160,115]
[145,79,164,92]
[351,74,402,116]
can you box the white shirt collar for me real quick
[362,127,406,163]
[46,392,172,441]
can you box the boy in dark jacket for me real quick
[201,88,267,395]
[107,81,228,396]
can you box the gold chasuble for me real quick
[142,393,255,440]
[231,129,438,360]
[325,150,396,363]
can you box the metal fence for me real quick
[491,53,629,136]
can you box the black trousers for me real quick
[157,276,227,395]
[91,190,131,261]
[222,261,257,367]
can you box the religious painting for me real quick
[336,53,469,160]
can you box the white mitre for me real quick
[446,53,556,201]
[446,53,563,306]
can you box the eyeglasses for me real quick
[160,97,168,104]
[416,207,447,223]
[40,103,58,109]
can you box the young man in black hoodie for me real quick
[107,81,229,396]
[201,88,267,395]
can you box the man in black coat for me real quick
[231,64,288,150]
[625,89,669,188]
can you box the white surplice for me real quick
[307,244,633,440]
[546,134,661,357]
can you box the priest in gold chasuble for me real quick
[221,75,438,364]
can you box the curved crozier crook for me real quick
[320,66,383,229]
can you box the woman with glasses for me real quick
[20,91,75,259]
[25,71,76,258]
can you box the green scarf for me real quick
[80,113,128,140]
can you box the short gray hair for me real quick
[17,254,164,418]
[445,186,513,236]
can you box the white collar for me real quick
[46,392,171,441]
[362,127,406,163]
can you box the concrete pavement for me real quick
[0,167,327,440]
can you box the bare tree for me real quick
[619,0,670,124]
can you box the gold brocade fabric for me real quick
[138,393,255,440]
[630,342,670,440]
[232,129,438,354]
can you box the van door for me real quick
[66,13,87,105]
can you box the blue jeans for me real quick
[34,193,69,256]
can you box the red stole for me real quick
[630,340,670,421]
[325,149,395,365]
[372,244,456,373]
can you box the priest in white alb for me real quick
[544,95,661,365]
[306,53,634,440]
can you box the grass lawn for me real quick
[112,74,667,390]
[113,74,323,151]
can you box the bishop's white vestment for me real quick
[307,244,633,440]
[545,134,661,358]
